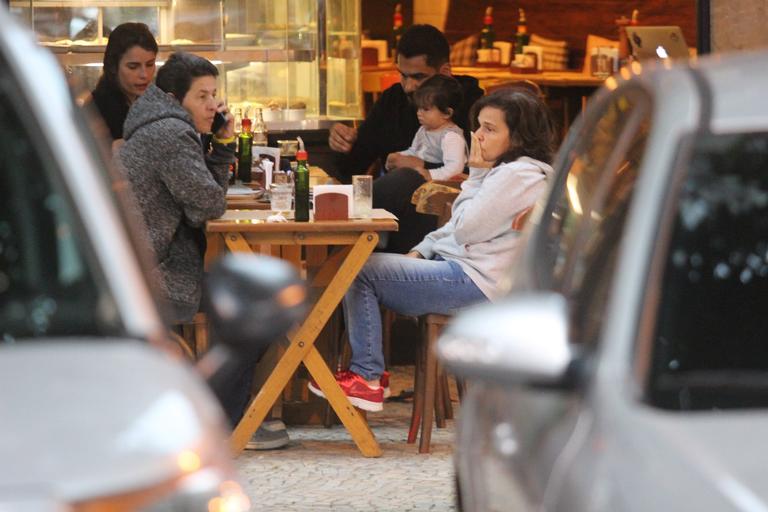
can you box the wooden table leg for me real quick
[231,232,382,457]
[204,232,226,269]
[303,348,380,456]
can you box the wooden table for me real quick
[206,210,398,457]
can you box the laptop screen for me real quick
[626,26,690,61]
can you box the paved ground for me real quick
[236,366,458,511]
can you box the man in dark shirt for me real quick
[328,25,483,253]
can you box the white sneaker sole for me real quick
[307,381,383,412]
[307,381,325,398]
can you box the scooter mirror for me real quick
[202,253,307,355]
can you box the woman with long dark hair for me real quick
[91,22,158,143]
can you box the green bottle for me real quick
[294,147,310,222]
[237,117,253,183]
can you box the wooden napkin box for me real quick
[314,192,349,220]
[313,184,353,220]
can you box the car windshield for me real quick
[0,52,124,341]
[648,131,768,410]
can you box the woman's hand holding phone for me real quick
[212,101,234,139]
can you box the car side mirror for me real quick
[437,292,574,386]
[202,253,307,356]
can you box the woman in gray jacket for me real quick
[118,52,235,324]
[309,88,556,412]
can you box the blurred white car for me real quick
[440,51,768,511]
[0,10,288,511]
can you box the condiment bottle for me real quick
[294,136,310,222]
[237,116,253,183]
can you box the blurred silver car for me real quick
[0,10,274,511]
[440,51,768,511]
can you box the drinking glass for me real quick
[270,183,293,213]
[352,175,373,217]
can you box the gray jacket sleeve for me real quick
[411,168,486,258]
[206,140,236,188]
[451,163,547,245]
[159,129,230,226]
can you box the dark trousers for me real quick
[372,168,437,254]
[207,343,265,428]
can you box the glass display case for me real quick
[10,0,363,124]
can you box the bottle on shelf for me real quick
[480,6,495,50]
[237,116,253,183]
[616,9,639,67]
[253,107,268,147]
[390,3,405,61]
[294,136,310,222]
[515,8,530,55]
[233,106,243,134]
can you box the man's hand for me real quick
[385,153,425,171]
[329,123,358,153]
[468,132,495,169]
[405,251,423,258]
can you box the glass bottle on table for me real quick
[480,6,495,49]
[237,117,253,183]
[294,146,310,222]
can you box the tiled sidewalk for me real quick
[235,366,458,511]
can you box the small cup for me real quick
[352,175,373,218]
[270,183,293,212]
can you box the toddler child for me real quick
[385,74,467,181]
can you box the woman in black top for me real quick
[90,22,158,145]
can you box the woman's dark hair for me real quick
[98,22,158,91]
[470,87,556,165]
[397,24,450,69]
[155,52,219,102]
[412,75,463,122]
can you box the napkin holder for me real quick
[313,184,353,220]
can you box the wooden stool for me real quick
[408,313,454,454]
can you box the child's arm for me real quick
[385,127,424,170]
[428,131,468,181]
[398,127,423,157]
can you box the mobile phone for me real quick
[211,111,227,134]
